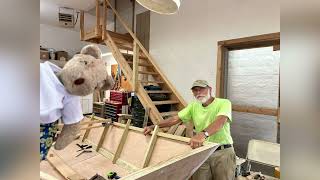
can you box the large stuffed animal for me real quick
[40,44,114,160]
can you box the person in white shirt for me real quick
[40,45,114,160]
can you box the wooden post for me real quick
[80,11,84,40]
[81,114,95,142]
[96,123,110,151]
[143,108,150,127]
[112,119,131,163]
[114,0,117,32]
[132,0,135,33]
[132,41,140,92]
[95,0,100,36]
[102,0,107,40]
[216,45,226,98]
[142,125,159,168]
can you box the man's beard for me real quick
[195,92,211,104]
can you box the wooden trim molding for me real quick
[232,105,278,116]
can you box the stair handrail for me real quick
[105,0,187,106]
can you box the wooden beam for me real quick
[102,0,107,40]
[80,11,84,41]
[142,125,159,168]
[167,123,180,134]
[47,151,85,180]
[132,0,135,33]
[96,123,110,151]
[174,125,186,136]
[216,44,226,98]
[89,116,191,143]
[81,114,95,142]
[143,108,150,127]
[95,0,100,36]
[232,105,279,116]
[114,0,117,32]
[133,41,139,92]
[273,44,280,51]
[218,32,280,50]
[112,119,132,163]
[79,119,110,126]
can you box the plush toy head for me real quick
[58,45,114,96]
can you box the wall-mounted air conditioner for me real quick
[58,7,75,28]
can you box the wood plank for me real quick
[47,151,85,180]
[232,105,279,116]
[142,125,159,168]
[174,125,186,136]
[143,108,150,128]
[160,111,178,117]
[122,53,148,60]
[127,61,153,67]
[146,90,172,94]
[139,80,164,84]
[80,11,84,41]
[153,100,179,105]
[40,171,59,180]
[96,123,111,151]
[133,41,139,92]
[132,0,135,33]
[216,44,226,98]
[102,0,106,40]
[79,119,110,126]
[82,114,95,142]
[138,71,158,75]
[108,30,133,44]
[167,123,180,134]
[112,119,132,163]
[273,44,280,51]
[218,32,280,50]
[95,0,100,36]
[90,116,191,143]
[120,143,219,180]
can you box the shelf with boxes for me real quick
[40,46,69,61]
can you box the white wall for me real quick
[149,0,280,102]
[40,24,110,57]
[40,24,87,56]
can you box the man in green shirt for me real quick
[144,80,236,180]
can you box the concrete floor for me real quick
[231,111,278,176]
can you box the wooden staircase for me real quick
[80,0,188,128]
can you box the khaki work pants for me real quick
[192,147,236,180]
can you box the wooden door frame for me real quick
[215,32,280,117]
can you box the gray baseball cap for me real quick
[191,80,209,89]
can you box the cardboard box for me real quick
[40,50,49,60]
[56,51,68,61]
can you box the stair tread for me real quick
[146,90,172,94]
[122,53,147,60]
[127,61,153,67]
[153,100,179,105]
[139,80,165,84]
[138,71,159,75]
[160,111,179,116]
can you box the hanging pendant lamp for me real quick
[136,0,181,15]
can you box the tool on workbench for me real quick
[107,171,120,179]
[76,143,93,157]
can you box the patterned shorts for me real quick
[40,121,58,161]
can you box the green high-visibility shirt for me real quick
[178,98,233,145]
